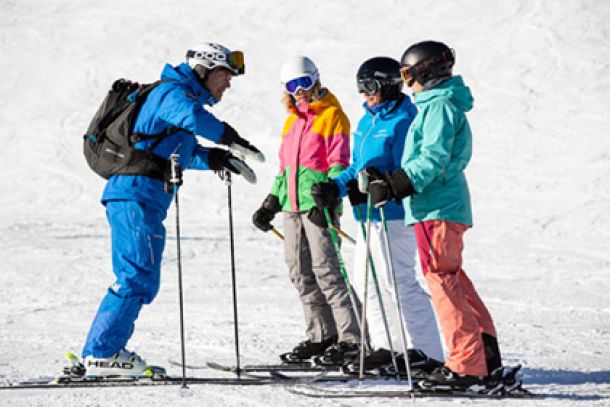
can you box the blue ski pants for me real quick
[82,200,166,358]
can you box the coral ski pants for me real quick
[414,220,496,376]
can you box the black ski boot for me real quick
[314,342,360,367]
[364,348,443,378]
[343,348,394,374]
[422,365,488,389]
[280,336,337,364]
[398,349,444,374]
[482,333,502,373]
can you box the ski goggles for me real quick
[186,50,245,75]
[400,65,415,82]
[285,75,316,94]
[357,78,381,95]
[228,50,245,75]
[357,77,403,95]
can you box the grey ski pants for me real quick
[283,211,361,344]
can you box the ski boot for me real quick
[280,336,337,364]
[83,349,165,378]
[314,342,360,367]
[375,348,443,379]
[420,365,488,391]
[343,348,393,374]
[401,349,444,374]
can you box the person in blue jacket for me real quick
[311,57,443,373]
[81,43,263,377]
[367,41,502,388]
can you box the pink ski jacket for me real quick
[270,90,350,212]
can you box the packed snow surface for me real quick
[1,0,609,405]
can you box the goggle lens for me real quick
[400,65,413,81]
[229,51,245,75]
[285,75,315,94]
[357,78,380,95]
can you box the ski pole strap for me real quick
[270,227,284,240]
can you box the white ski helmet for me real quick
[280,56,319,85]
[186,43,245,75]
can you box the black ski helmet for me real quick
[356,56,403,101]
[400,40,455,86]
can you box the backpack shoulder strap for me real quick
[128,79,191,150]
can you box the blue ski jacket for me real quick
[101,63,227,211]
[401,75,474,226]
[333,95,418,222]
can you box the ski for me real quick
[0,375,275,390]
[285,382,536,399]
[284,364,536,399]
[169,359,334,373]
[206,361,330,383]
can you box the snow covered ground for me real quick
[1,0,609,405]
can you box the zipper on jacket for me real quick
[359,114,377,163]
[293,115,308,212]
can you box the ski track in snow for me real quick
[1,0,610,405]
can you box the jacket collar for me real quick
[160,63,217,106]
[362,94,405,119]
[288,88,343,116]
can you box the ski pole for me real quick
[333,226,356,245]
[358,196,372,382]
[271,226,284,240]
[322,207,363,334]
[170,154,188,389]
[354,205,399,381]
[379,206,413,390]
[223,170,242,378]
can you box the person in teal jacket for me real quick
[367,41,502,388]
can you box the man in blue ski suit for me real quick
[81,43,262,377]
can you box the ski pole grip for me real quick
[223,169,232,186]
[170,154,183,185]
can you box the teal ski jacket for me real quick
[401,75,474,226]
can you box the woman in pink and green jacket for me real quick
[252,56,362,366]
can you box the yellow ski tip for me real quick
[65,351,80,362]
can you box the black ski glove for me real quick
[366,167,415,208]
[207,147,257,184]
[310,180,340,209]
[346,179,367,206]
[219,122,265,163]
[307,207,336,229]
[386,169,415,199]
[207,148,240,172]
[252,194,281,232]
